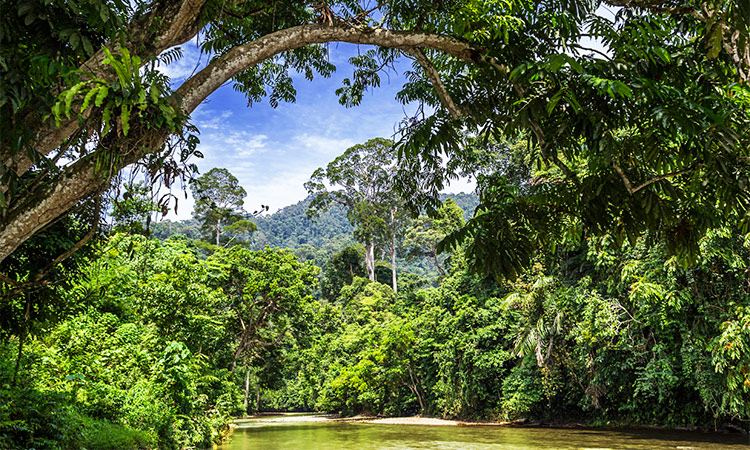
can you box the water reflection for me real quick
[219,419,748,450]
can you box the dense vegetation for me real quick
[3,190,749,448]
[152,193,479,280]
[265,228,750,427]
[2,0,749,448]
[1,234,318,449]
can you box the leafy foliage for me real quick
[190,168,251,246]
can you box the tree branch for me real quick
[0,24,482,264]
[2,0,209,188]
[248,326,292,347]
[176,24,481,112]
[405,47,465,120]
[0,197,101,294]
[613,162,700,194]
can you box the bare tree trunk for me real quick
[365,242,375,281]
[432,248,446,276]
[391,245,397,293]
[215,218,221,246]
[231,339,247,373]
[244,367,251,414]
[256,383,261,412]
[407,366,425,412]
[391,208,397,293]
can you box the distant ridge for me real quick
[151,192,478,274]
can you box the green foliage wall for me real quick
[0,234,319,449]
[266,229,750,428]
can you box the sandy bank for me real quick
[235,414,520,427]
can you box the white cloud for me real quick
[197,130,268,161]
[192,110,233,130]
[292,133,355,156]
[441,176,477,195]
[242,167,314,213]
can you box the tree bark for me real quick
[244,367,251,413]
[405,47,465,119]
[432,247,446,277]
[0,24,481,264]
[256,383,261,412]
[390,207,398,294]
[365,241,375,281]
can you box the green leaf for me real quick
[121,104,131,136]
[82,36,94,56]
[102,104,112,135]
[652,47,671,63]
[150,86,160,105]
[70,32,80,51]
[50,102,61,127]
[706,24,723,59]
[547,54,566,72]
[95,85,109,107]
[564,55,583,73]
[137,88,147,110]
[612,80,633,98]
[81,86,99,113]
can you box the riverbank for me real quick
[237,413,564,427]
[224,414,750,450]
[234,413,749,437]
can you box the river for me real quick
[219,416,748,450]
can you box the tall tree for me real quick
[190,168,248,246]
[306,138,395,282]
[208,246,318,373]
[378,192,409,293]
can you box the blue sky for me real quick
[158,41,475,220]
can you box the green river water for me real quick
[219,417,748,450]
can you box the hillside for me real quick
[151,192,479,274]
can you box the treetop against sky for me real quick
[158,39,476,220]
[161,3,618,219]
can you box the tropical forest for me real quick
[1,1,749,449]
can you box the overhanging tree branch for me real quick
[0,24,482,264]
[1,197,101,295]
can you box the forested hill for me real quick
[248,197,354,250]
[152,192,479,253]
[250,192,478,249]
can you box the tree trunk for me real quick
[390,207,397,293]
[1,0,208,186]
[244,367,251,414]
[215,218,221,246]
[365,242,375,281]
[408,365,425,412]
[432,248,446,276]
[12,293,31,386]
